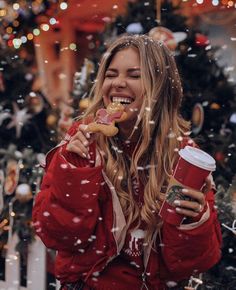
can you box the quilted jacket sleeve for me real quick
[32,122,104,252]
[161,188,222,281]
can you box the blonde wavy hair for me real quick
[82,35,190,240]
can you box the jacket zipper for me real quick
[140,230,159,290]
[140,272,149,290]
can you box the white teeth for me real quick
[112,96,132,104]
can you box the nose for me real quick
[112,76,127,88]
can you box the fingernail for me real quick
[176,207,181,212]
[173,200,181,206]
[86,133,90,138]
[182,188,189,193]
[82,153,87,158]
[83,141,89,146]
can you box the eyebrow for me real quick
[106,68,141,72]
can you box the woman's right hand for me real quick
[66,124,93,159]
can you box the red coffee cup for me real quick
[159,146,216,226]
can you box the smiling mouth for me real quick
[111,96,133,105]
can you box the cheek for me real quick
[101,80,111,94]
[134,90,144,104]
[131,81,143,96]
[102,81,112,104]
[101,84,110,105]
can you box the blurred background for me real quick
[0,0,236,289]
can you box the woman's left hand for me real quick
[173,176,212,218]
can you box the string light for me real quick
[40,24,50,31]
[60,2,68,10]
[228,0,234,6]
[1,1,67,48]
[13,38,22,49]
[49,17,57,25]
[33,28,40,36]
[188,0,236,6]
[0,9,6,17]
[69,43,77,50]
[12,3,20,10]
[212,0,220,6]
[13,20,19,27]
[2,0,236,49]
[6,27,13,34]
[21,36,27,44]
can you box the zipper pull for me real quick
[140,273,149,290]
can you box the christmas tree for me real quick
[0,1,56,36]
[0,2,76,287]
[0,25,57,289]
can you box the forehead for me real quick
[108,46,140,67]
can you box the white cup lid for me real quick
[179,146,216,171]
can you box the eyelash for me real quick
[105,75,140,79]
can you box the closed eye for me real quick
[128,68,141,79]
[105,74,117,78]
[129,74,140,79]
[105,68,117,78]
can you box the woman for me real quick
[33,35,221,290]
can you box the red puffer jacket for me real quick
[33,122,222,290]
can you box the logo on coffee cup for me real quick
[166,185,191,206]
